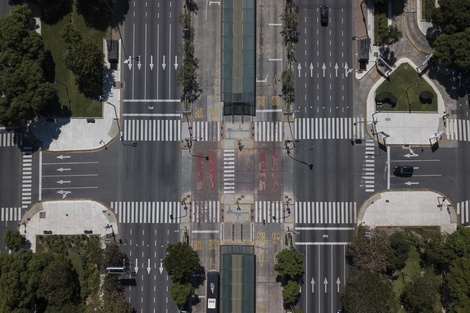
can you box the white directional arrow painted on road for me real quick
[159,259,164,274]
[324,277,328,293]
[322,63,326,77]
[162,55,166,70]
[323,234,328,238]
[56,155,70,160]
[56,180,71,185]
[148,106,154,110]
[124,56,132,70]
[297,63,302,77]
[147,258,151,274]
[174,55,178,70]
[336,277,341,293]
[137,56,142,70]
[404,153,419,158]
[344,62,353,77]
[310,63,314,77]
[150,55,154,70]
[334,63,339,77]
[57,190,71,199]
[56,167,71,172]
[405,181,419,186]
[311,277,315,293]
[134,258,139,274]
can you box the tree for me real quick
[420,233,448,272]
[347,227,390,273]
[38,255,81,307]
[103,242,124,269]
[60,24,82,45]
[101,292,132,313]
[377,24,402,46]
[282,280,300,305]
[387,232,410,273]
[28,0,73,25]
[76,0,112,30]
[163,242,200,283]
[433,29,470,71]
[170,282,193,308]
[3,229,25,250]
[64,39,104,97]
[431,0,470,34]
[274,248,304,282]
[342,270,397,313]
[281,66,295,106]
[0,5,58,126]
[26,252,53,296]
[445,256,470,311]
[400,273,440,313]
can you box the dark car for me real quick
[320,5,329,26]
[393,166,414,177]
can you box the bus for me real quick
[106,267,126,275]
[206,271,219,313]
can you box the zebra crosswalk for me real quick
[111,201,180,223]
[223,150,235,194]
[0,207,22,221]
[446,118,470,141]
[21,147,33,210]
[255,201,290,224]
[0,132,22,147]
[295,202,357,224]
[122,119,181,141]
[192,201,220,223]
[362,140,376,193]
[294,117,364,140]
[191,121,220,141]
[254,121,282,142]
[457,200,470,224]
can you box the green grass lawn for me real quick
[376,63,438,112]
[374,2,388,45]
[42,5,110,117]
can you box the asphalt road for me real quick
[294,1,355,312]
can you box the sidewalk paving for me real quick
[20,200,119,252]
[357,191,457,234]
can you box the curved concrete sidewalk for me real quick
[20,200,118,252]
[357,191,457,234]
[366,58,446,145]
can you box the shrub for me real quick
[376,92,397,107]
[419,90,434,104]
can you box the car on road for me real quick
[393,166,414,177]
[320,5,329,26]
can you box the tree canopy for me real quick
[347,227,390,273]
[400,273,440,313]
[282,280,300,305]
[163,242,200,283]
[274,248,304,282]
[342,270,397,313]
[170,282,193,308]
[431,0,470,34]
[0,5,57,126]
[3,229,25,250]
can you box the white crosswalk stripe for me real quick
[191,121,220,141]
[294,117,364,140]
[192,201,220,223]
[457,200,470,225]
[224,150,235,194]
[295,202,357,224]
[122,119,181,141]
[21,147,33,210]
[362,140,376,193]
[0,132,22,147]
[254,121,282,142]
[447,118,470,141]
[0,207,22,221]
[255,201,288,223]
[111,201,181,223]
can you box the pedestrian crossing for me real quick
[191,121,220,141]
[0,207,22,221]
[223,150,235,194]
[295,202,357,224]
[122,119,181,141]
[254,121,282,142]
[294,117,365,140]
[21,147,33,210]
[0,132,22,147]
[457,200,470,224]
[446,118,470,141]
[111,201,180,223]
[191,201,220,223]
[255,201,291,224]
[362,140,376,193]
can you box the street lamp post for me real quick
[272,201,292,221]
[185,138,209,160]
[170,201,189,220]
